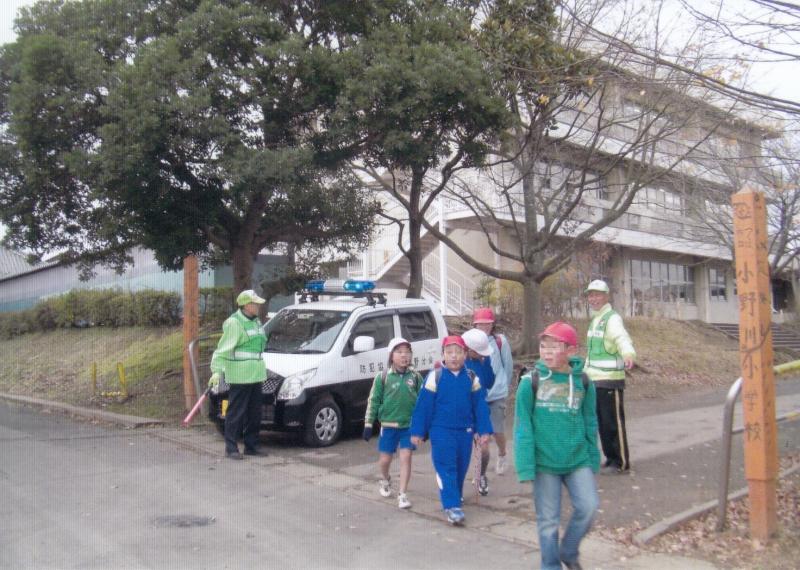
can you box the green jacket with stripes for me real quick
[210,309,267,384]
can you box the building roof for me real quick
[0,247,36,279]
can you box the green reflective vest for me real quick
[210,309,267,384]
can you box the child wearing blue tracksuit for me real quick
[410,335,493,526]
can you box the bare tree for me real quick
[418,0,778,351]
[688,133,800,312]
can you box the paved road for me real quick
[1,400,542,570]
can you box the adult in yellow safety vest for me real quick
[584,280,636,475]
[209,289,267,460]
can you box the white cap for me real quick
[462,328,493,357]
[585,279,610,294]
[387,337,411,356]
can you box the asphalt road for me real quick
[0,400,538,570]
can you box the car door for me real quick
[340,311,395,423]
[398,307,441,376]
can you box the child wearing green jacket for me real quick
[363,337,423,510]
[514,322,600,570]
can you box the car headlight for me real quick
[277,368,317,401]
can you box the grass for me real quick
[0,326,187,422]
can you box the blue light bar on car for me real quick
[302,279,375,293]
[305,280,326,292]
[343,280,375,292]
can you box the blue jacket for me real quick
[410,366,493,438]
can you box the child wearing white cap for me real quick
[363,337,423,509]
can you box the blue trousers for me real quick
[533,467,598,570]
[224,382,263,454]
[430,427,474,509]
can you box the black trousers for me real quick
[224,382,263,454]
[595,387,630,470]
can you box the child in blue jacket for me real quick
[462,327,495,497]
[410,335,492,526]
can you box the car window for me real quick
[263,309,351,354]
[399,310,437,342]
[344,314,394,355]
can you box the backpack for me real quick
[522,368,589,400]
[429,364,476,388]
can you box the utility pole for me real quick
[182,255,200,411]
[731,188,778,541]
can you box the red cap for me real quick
[442,335,467,350]
[538,321,578,347]
[472,307,495,324]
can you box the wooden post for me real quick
[182,255,200,411]
[731,188,778,541]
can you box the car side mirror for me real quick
[353,336,375,353]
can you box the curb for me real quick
[634,463,800,546]
[0,392,165,428]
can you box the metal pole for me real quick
[716,376,742,531]
[187,334,219,417]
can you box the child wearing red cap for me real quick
[472,307,514,476]
[514,322,599,570]
[410,336,493,526]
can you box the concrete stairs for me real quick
[709,322,800,356]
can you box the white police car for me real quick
[208,280,448,447]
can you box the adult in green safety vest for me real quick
[584,279,636,475]
[209,289,268,460]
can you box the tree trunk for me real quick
[231,245,256,296]
[520,279,542,355]
[406,217,423,298]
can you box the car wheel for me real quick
[304,397,342,447]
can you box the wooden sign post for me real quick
[182,255,199,411]
[731,188,778,541]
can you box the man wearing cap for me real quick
[209,289,268,459]
[584,280,636,474]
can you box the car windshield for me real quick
[262,308,351,354]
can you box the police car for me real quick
[208,280,448,447]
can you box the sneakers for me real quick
[378,478,392,498]
[496,454,508,475]
[478,475,489,496]
[600,465,627,476]
[398,492,412,509]
[445,507,465,525]
[561,559,584,570]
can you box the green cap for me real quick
[236,289,266,306]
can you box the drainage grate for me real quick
[152,515,216,528]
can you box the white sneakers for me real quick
[496,454,508,475]
[398,493,412,509]
[379,478,411,509]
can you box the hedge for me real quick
[0,289,183,339]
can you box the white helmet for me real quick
[462,328,493,357]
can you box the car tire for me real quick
[303,397,342,447]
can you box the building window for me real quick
[630,258,695,307]
[637,187,686,216]
[709,268,727,301]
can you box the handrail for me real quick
[187,334,221,417]
[716,359,800,531]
